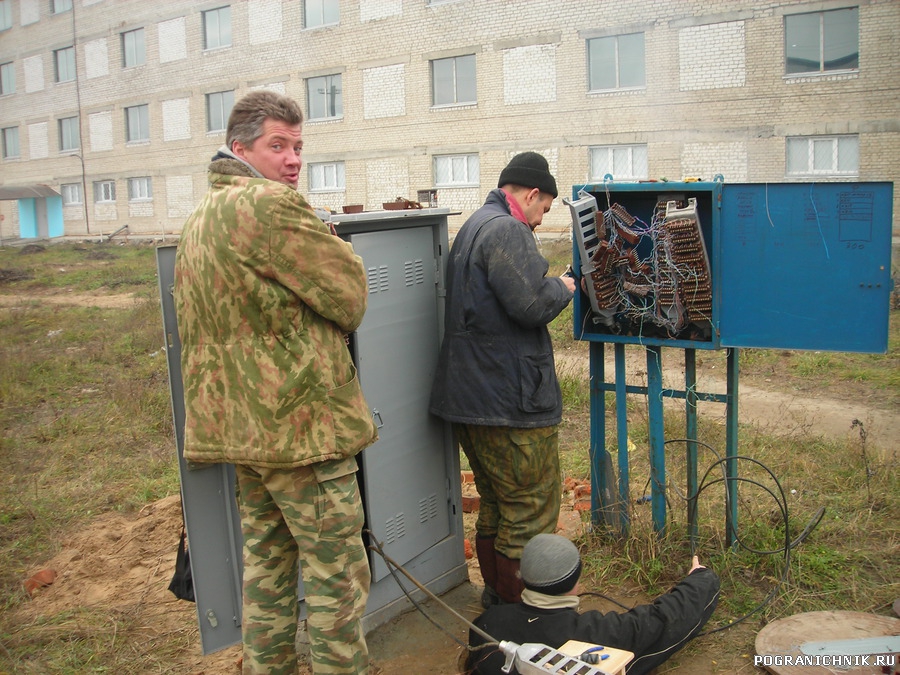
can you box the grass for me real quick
[0,239,898,672]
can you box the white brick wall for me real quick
[503,45,557,105]
[23,55,43,93]
[361,0,401,22]
[158,17,187,64]
[84,39,109,80]
[166,175,194,219]
[363,64,406,119]
[88,111,113,152]
[28,122,48,159]
[248,0,282,45]
[679,22,747,91]
[682,142,748,182]
[162,98,191,142]
[0,0,895,238]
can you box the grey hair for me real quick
[226,90,304,149]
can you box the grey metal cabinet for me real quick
[156,208,467,654]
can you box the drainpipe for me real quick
[70,3,91,237]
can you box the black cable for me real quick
[364,529,494,651]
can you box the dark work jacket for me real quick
[428,189,573,428]
[465,568,720,675]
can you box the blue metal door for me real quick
[719,182,893,353]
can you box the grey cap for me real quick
[520,534,582,595]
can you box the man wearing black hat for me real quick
[464,534,721,675]
[429,152,576,607]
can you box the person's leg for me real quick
[456,423,502,607]
[235,464,301,675]
[278,464,370,675]
[463,425,562,603]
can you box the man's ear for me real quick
[524,187,540,204]
[231,140,246,159]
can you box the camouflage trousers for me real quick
[454,423,561,560]
[235,459,370,675]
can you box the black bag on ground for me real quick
[167,525,195,602]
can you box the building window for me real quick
[785,7,858,75]
[206,90,234,133]
[0,61,14,95]
[307,74,342,120]
[1,126,19,159]
[589,145,648,181]
[59,116,80,152]
[61,183,83,205]
[93,180,116,203]
[431,55,476,106]
[127,176,152,201]
[0,1,12,31]
[203,6,232,50]
[304,0,339,28]
[122,28,146,68]
[54,47,76,83]
[786,135,859,176]
[125,104,149,142]
[308,161,345,192]
[588,33,645,91]
[52,0,72,13]
[434,154,479,187]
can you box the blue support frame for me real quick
[587,342,739,539]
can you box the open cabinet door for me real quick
[157,245,244,655]
[719,182,893,353]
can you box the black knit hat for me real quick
[520,534,582,595]
[497,152,558,198]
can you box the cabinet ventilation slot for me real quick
[383,512,406,544]
[404,259,425,286]
[418,493,438,523]
[368,265,390,293]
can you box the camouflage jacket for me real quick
[173,157,378,468]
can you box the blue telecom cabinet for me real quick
[567,179,893,353]
[565,178,893,536]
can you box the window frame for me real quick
[58,116,80,152]
[1,126,20,159]
[304,0,339,29]
[52,0,73,13]
[93,180,116,204]
[122,28,146,68]
[203,6,232,50]
[589,144,649,182]
[54,46,76,83]
[61,182,83,205]
[0,61,14,95]
[206,90,234,133]
[433,153,479,187]
[306,74,343,120]
[587,32,646,92]
[125,104,150,143]
[127,176,153,201]
[0,1,12,31]
[785,134,859,177]
[431,54,476,107]
[308,161,346,192]
[784,7,859,75]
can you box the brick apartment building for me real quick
[0,0,897,240]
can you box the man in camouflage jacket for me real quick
[174,91,378,675]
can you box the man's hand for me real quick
[689,555,706,574]
[560,274,576,293]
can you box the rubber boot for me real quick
[494,552,524,604]
[475,535,500,609]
